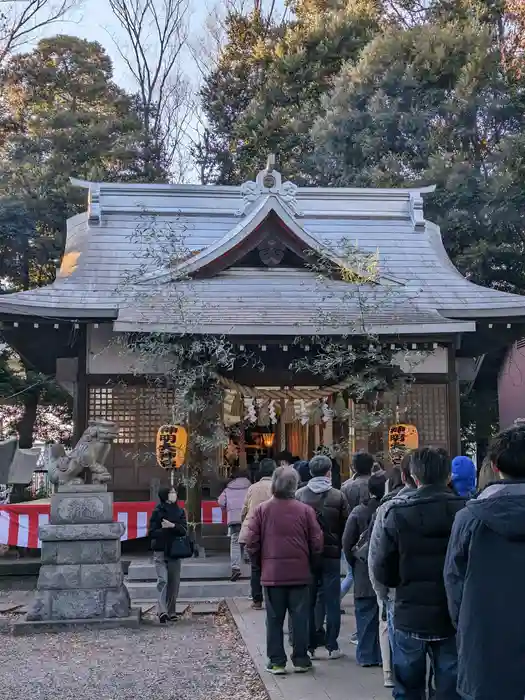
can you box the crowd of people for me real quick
[149,426,525,700]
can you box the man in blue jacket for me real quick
[444,425,525,700]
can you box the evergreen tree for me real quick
[196,8,281,184]
[0,36,145,447]
[313,17,525,291]
[197,1,380,183]
[0,35,145,286]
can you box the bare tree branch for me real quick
[107,0,192,182]
[189,0,287,78]
[0,0,78,64]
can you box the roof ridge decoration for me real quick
[236,155,302,217]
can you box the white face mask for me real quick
[167,491,178,503]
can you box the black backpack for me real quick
[352,502,377,562]
[313,492,339,548]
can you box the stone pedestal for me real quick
[24,485,137,626]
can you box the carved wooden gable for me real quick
[167,197,384,285]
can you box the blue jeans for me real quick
[386,598,395,651]
[340,558,354,598]
[386,599,404,696]
[354,596,382,666]
[392,629,460,700]
[309,559,341,652]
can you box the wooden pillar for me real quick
[447,345,461,457]
[73,325,88,445]
[474,388,493,467]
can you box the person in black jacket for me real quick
[148,486,188,623]
[444,426,525,700]
[294,460,312,489]
[343,472,386,667]
[372,448,465,700]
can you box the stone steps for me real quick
[126,557,251,602]
[125,557,349,602]
[127,579,250,601]
[201,524,228,537]
[127,560,248,581]
[200,535,229,552]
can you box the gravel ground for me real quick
[0,606,269,700]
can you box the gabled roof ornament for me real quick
[70,177,101,225]
[236,154,302,217]
[87,184,102,226]
[409,185,436,231]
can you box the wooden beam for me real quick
[73,326,88,444]
[447,345,461,457]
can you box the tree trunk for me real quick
[17,391,38,449]
[186,377,223,550]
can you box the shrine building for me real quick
[1,160,524,501]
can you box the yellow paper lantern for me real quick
[156,424,188,469]
[388,424,419,452]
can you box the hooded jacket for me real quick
[451,456,477,498]
[218,477,251,525]
[444,480,525,700]
[296,477,349,559]
[368,484,416,601]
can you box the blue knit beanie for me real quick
[451,456,476,497]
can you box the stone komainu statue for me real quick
[48,419,118,486]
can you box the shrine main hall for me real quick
[1,161,524,499]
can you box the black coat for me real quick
[343,498,379,598]
[330,459,341,491]
[444,480,525,700]
[295,486,349,559]
[372,485,465,637]
[148,502,187,558]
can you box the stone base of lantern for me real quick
[18,484,140,633]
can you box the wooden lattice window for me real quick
[88,386,176,445]
[88,387,134,444]
[136,387,175,443]
[405,384,448,449]
[382,384,449,450]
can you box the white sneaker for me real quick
[328,649,343,660]
[384,672,394,688]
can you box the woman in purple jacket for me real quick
[218,469,251,580]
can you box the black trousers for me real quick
[251,562,263,603]
[264,585,311,668]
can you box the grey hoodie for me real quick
[307,476,332,494]
[368,485,415,600]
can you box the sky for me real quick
[34,0,211,90]
[30,0,287,90]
